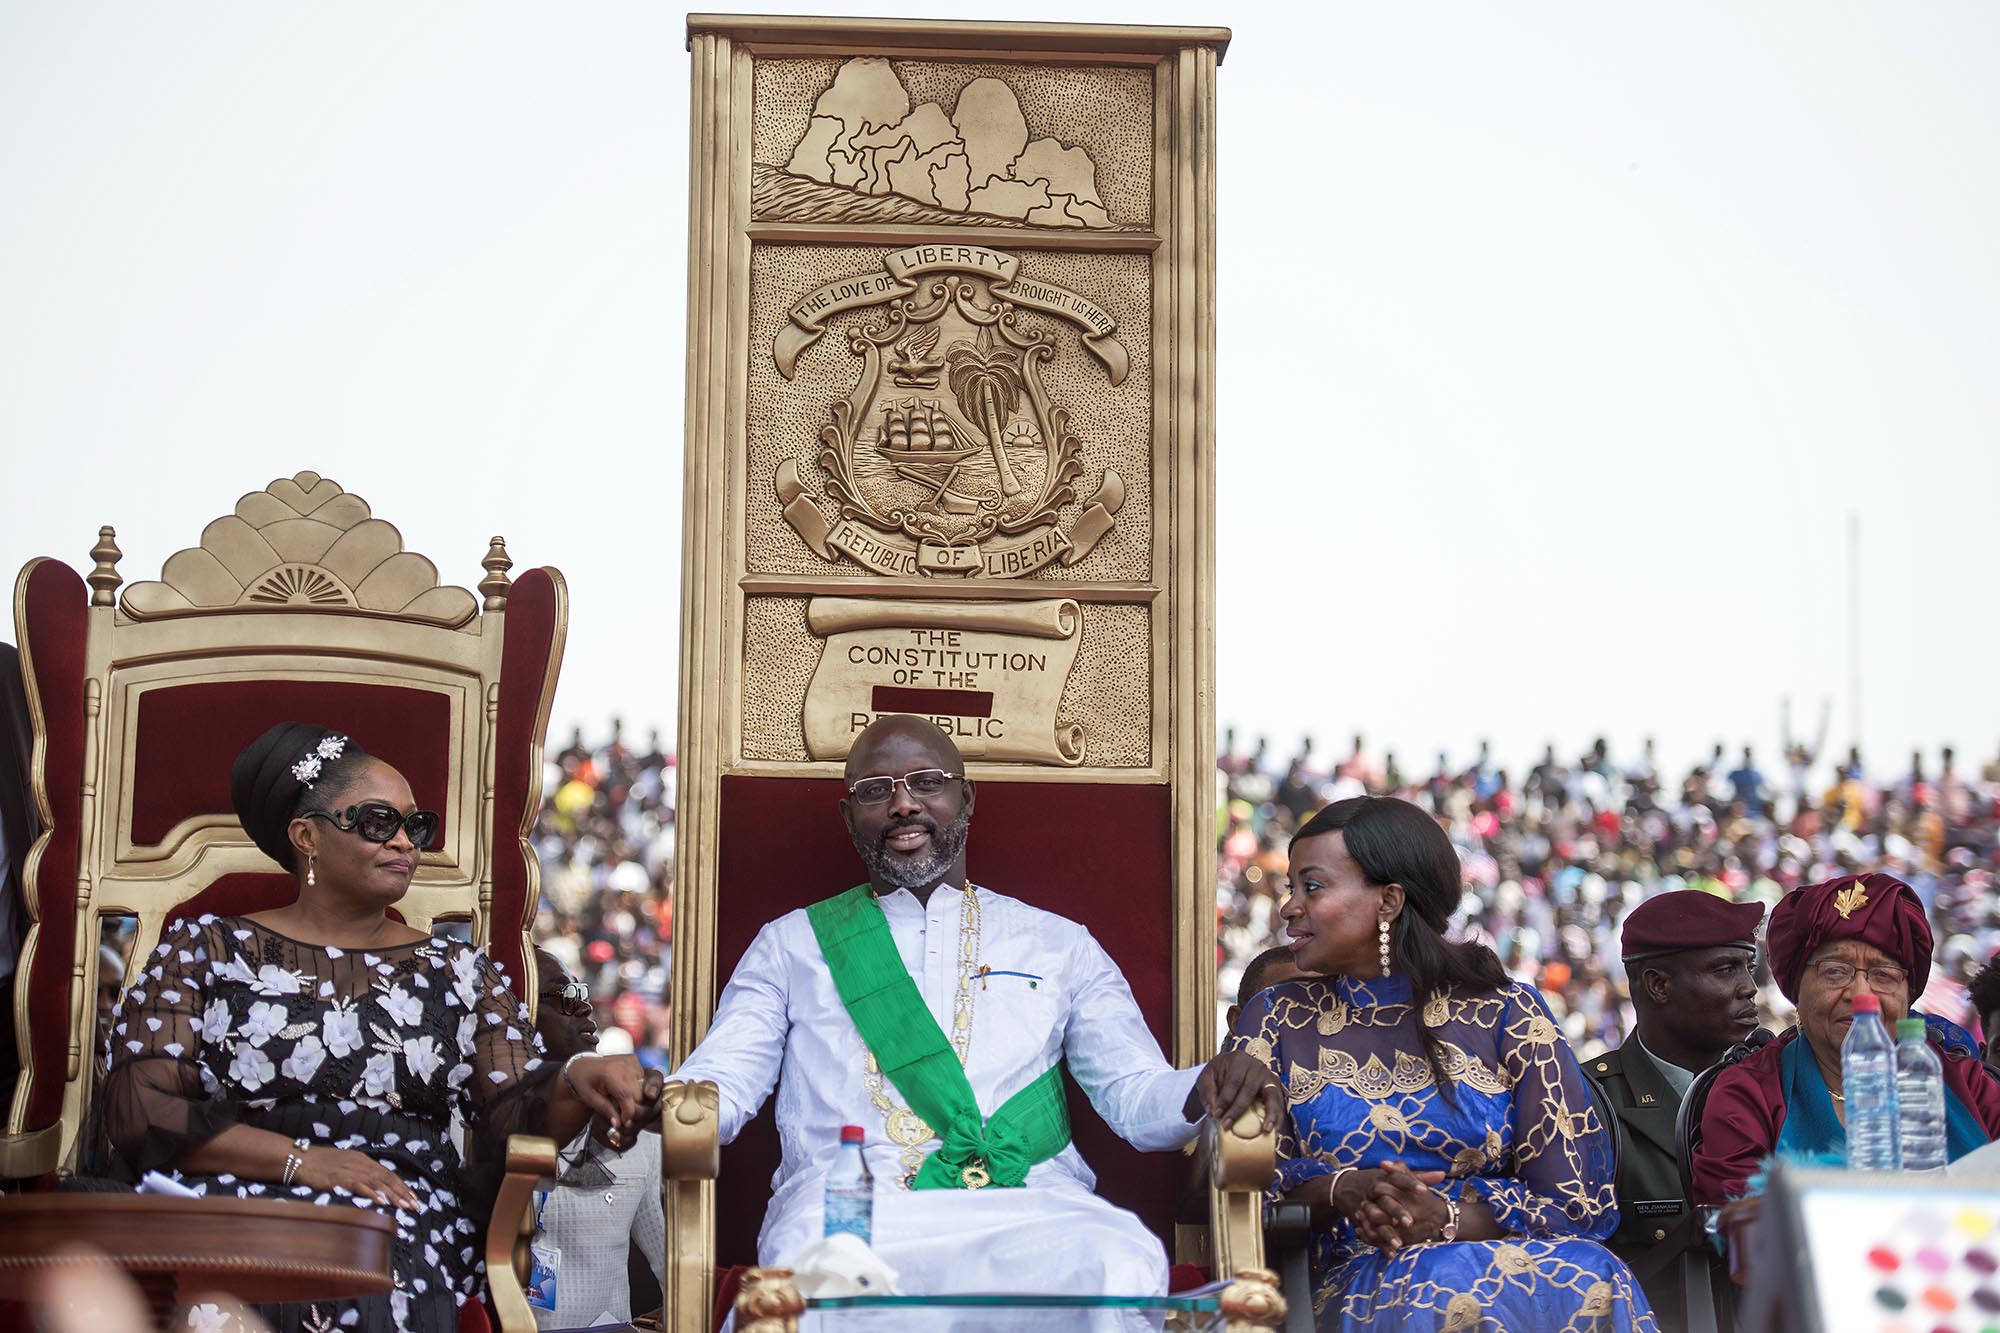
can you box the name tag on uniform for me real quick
[1632,1198,1682,1218]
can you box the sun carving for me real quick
[248,566,351,607]
[120,472,478,628]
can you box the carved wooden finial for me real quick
[87,526,123,607]
[479,536,514,611]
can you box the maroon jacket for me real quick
[1692,1029,2000,1205]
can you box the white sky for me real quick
[4,3,1996,783]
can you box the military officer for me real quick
[1587,890,1765,1329]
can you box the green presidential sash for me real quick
[806,884,1070,1189]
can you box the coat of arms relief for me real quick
[772,242,1127,579]
[751,56,1152,766]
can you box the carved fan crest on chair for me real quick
[120,471,480,627]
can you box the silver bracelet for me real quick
[282,1136,311,1186]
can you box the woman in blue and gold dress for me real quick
[1230,797,1656,1332]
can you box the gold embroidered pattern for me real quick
[1368,1103,1412,1135]
[1230,976,1652,1333]
[1834,883,1869,919]
[1285,1041,1507,1105]
[1520,1011,1560,1046]
[1448,1128,1504,1177]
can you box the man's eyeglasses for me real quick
[541,978,592,1017]
[1808,959,1909,992]
[303,801,441,849]
[846,768,960,806]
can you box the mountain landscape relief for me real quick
[761,57,1127,230]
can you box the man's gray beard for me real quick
[855,808,973,888]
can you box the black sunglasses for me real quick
[304,801,440,849]
[541,977,592,1016]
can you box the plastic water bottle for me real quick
[1842,992,1901,1172]
[1895,1017,1948,1173]
[823,1124,874,1244]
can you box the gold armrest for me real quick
[0,1124,63,1181]
[1219,1267,1287,1331]
[1207,1106,1276,1193]
[734,1266,805,1333]
[659,1080,720,1179]
[660,1080,721,1333]
[1205,1110,1286,1329]
[1206,1108,1277,1291]
[484,1133,558,1333]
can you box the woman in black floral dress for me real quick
[100,722,666,1333]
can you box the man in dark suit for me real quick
[1586,890,1763,1328]
[1968,955,2000,1078]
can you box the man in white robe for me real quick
[670,714,1279,1301]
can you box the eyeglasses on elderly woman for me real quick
[1804,958,1909,991]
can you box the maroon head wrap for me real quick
[1766,872,1933,1002]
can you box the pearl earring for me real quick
[1378,918,1392,977]
[306,855,315,888]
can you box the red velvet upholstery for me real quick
[487,568,562,999]
[709,774,1177,1270]
[130,682,452,847]
[165,874,406,927]
[14,560,88,1139]
[714,1266,744,1333]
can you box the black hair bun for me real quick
[229,722,350,873]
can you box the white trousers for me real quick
[763,1180,1169,1333]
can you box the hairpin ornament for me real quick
[291,734,349,787]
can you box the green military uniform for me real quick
[1589,1039,1694,1331]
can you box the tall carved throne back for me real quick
[673,17,1230,1330]
[3,472,565,1181]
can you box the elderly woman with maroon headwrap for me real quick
[1691,873,2000,1204]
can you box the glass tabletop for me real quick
[801,1282,1234,1330]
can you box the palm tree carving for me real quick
[945,329,1025,497]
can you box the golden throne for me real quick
[661,15,1279,1333]
[0,472,564,1332]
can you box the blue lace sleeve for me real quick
[1455,984,1619,1240]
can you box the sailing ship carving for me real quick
[875,399,985,514]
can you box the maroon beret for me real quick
[1620,890,1765,960]
[1766,872,1932,1002]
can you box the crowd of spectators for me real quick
[527,718,2000,1071]
[530,720,676,1069]
[1217,730,2000,1057]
